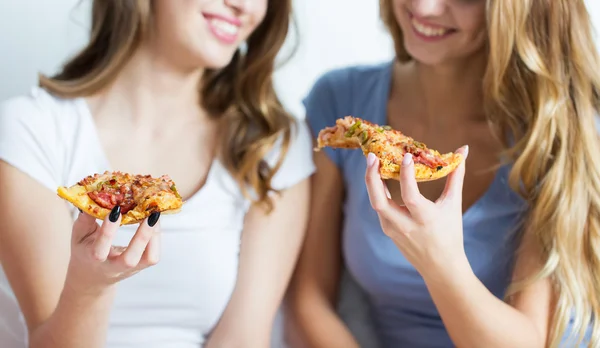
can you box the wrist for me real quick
[63,262,117,299]
[421,252,474,290]
[62,274,117,304]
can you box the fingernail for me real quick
[148,212,160,227]
[464,145,469,157]
[367,153,377,167]
[402,153,413,166]
[109,205,121,223]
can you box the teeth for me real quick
[411,18,448,37]
[210,19,239,36]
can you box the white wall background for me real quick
[0,0,90,101]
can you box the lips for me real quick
[209,18,239,35]
[203,13,241,44]
[408,12,456,40]
[411,17,450,37]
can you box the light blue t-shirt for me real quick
[304,61,590,347]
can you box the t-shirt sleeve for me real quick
[303,69,350,169]
[0,93,60,191]
[267,118,316,191]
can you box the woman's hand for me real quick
[64,206,161,297]
[364,146,469,278]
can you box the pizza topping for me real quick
[317,116,451,169]
[345,120,362,137]
[413,141,426,149]
[87,184,136,214]
[360,131,369,145]
[145,202,159,212]
[79,171,179,214]
[170,185,182,199]
[400,143,448,168]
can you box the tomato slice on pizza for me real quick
[316,116,463,182]
[57,171,184,225]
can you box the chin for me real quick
[404,49,443,66]
[193,46,239,70]
[409,54,447,66]
[203,56,236,70]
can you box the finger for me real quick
[72,210,100,244]
[365,153,396,218]
[116,212,160,269]
[91,205,121,262]
[141,228,161,267]
[384,183,392,199]
[109,245,127,257]
[399,153,428,221]
[440,145,469,204]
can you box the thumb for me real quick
[440,145,468,203]
[72,210,100,244]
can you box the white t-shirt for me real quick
[0,86,316,348]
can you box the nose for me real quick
[411,0,446,17]
[224,0,250,13]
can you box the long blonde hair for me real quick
[39,0,294,211]
[381,0,600,346]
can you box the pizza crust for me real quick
[57,183,183,226]
[376,152,463,182]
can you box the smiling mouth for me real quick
[208,18,239,36]
[203,14,241,45]
[409,14,456,39]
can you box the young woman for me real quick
[290,0,600,347]
[0,1,314,347]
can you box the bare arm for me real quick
[423,232,551,348]
[287,152,360,348]
[363,149,552,348]
[0,162,113,348]
[205,177,311,347]
[0,161,160,348]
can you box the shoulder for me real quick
[265,117,316,191]
[0,87,84,190]
[306,61,393,102]
[0,86,80,132]
[303,62,392,168]
[304,61,392,122]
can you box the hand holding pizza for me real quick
[364,145,470,278]
[64,207,161,296]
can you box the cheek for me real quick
[466,24,487,51]
[456,9,487,50]
[154,0,201,43]
[246,1,268,35]
[392,0,408,26]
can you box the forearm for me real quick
[423,258,544,348]
[205,294,274,348]
[29,283,116,348]
[292,295,360,348]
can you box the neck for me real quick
[398,50,487,125]
[90,44,205,125]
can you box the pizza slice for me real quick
[57,171,184,225]
[316,116,463,182]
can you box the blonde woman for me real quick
[0,1,314,347]
[290,0,600,347]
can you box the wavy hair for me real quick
[380,0,600,346]
[39,0,294,211]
